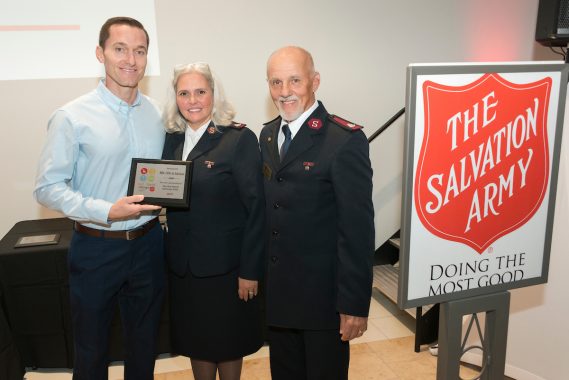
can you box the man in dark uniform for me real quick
[260,46,375,380]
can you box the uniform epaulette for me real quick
[328,114,363,131]
[263,115,281,126]
[227,121,246,129]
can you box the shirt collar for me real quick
[96,80,142,113]
[186,119,211,135]
[280,100,319,138]
[185,119,211,137]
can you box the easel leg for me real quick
[436,291,510,380]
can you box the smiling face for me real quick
[267,47,320,122]
[175,72,214,130]
[95,24,148,103]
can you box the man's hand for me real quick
[108,195,161,221]
[238,277,258,302]
[339,313,368,341]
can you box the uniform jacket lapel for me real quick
[265,123,280,168]
[187,121,222,161]
[279,103,328,170]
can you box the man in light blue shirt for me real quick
[34,17,165,380]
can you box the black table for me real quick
[0,286,24,379]
[0,218,171,370]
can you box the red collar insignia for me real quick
[308,118,323,130]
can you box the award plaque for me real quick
[14,233,60,248]
[127,158,193,208]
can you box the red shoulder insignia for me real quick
[229,121,246,129]
[329,115,363,131]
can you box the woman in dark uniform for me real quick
[162,62,265,380]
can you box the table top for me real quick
[0,218,73,257]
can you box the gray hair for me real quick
[164,62,236,132]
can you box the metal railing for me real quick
[368,107,405,143]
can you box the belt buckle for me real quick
[125,229,136,241]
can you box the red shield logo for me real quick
[414,73,552,253]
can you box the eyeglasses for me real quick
[174,62,211,74]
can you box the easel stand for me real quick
[437,291,510,380]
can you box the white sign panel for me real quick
[399,62,568,308]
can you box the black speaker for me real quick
[536,0,569,46]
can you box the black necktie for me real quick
[280,124,291,162]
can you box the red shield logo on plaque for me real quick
[414,73,552,253]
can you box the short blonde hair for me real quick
[164,62,236,132]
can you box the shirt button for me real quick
[272,230,279,236]
[271,256,278,263]
[277,177,284,182]
[273,202,280,209]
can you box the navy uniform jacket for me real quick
[260,102,375,330]
[162,122,265,280]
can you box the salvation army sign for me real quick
[399,62,568,308]
[416,73,551,253]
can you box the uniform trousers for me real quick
[268,326,349,380]
[68,222,165,380]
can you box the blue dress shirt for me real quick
[34,80,165,230]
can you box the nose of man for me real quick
[280,81,293,97]
[126,51,137,65]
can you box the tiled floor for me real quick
[23,289,484,380]
[152,336,468,380]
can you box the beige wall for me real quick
[0,0,548,238]
[0,1,565,379]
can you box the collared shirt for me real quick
[277,100,319,152]
[34,80,165,230]
[182,119,210,160]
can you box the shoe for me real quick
[429,344,438,356]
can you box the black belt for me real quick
[74,218,158,240]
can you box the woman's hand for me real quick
[238,277,258,302]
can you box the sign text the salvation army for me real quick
[424,91,538,233]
